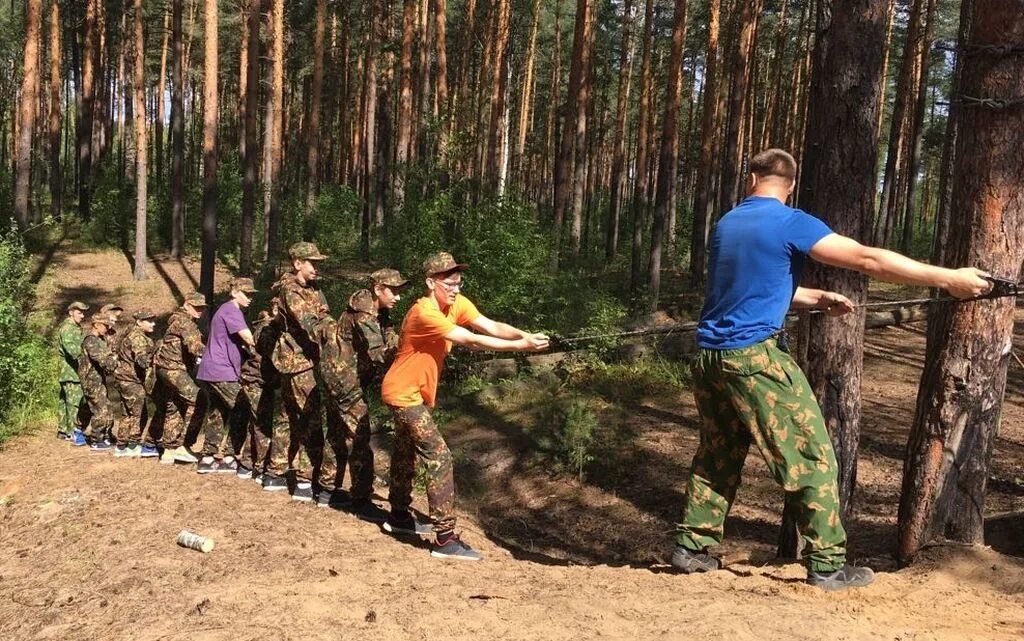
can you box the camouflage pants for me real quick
[388,404,455,535]
[82,380,114,442]
[199,381,242,458]
[232,382,275,472]
[58,382,84,436]
[319,394,374,500]
[676,337,847,573]
[114,379,149,446]
[279,370,320,480]
[151,368,199,450]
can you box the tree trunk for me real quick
[688,0,720,282]
[132,0,147,281]
[875,0,896,144]
[393,0,416,216]
[485,0,511,190]
[777,0,888,559]
[361,0,380,261]
[14,0,42,231]
[433,0,449,158]
[647,0,689,311]
[78,0,99,223]
[48,0,62,220]
[156,7,169,183]
[170,0,185,257]
[305,0,326,218]
[200,0,218,301]
[263,0,284,263]
[897,0,1024,567]
[543,0,563,209]
[605,0,635,263]
[718,0,763,215]
[568,0,596,259]
[515,0,542,182]
[240,0,260,274]
[629,0,655,292]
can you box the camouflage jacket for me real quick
[341,289,399,386]
[240,321,279,386]
[271,272,330,374]
[114,325,154,383]
[316,317,361,405]
[152,308,204,371]
[78,333,119,390]
[57,318,84,383]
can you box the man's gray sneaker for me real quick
[291,482,314,502]
[806,565,875,592]
[430,534,482,561]
[670,545,722,574]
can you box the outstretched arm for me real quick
[792,287,855,316]
[444,325,548,352]
[809,233,991,299]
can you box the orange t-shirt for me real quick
[381,295,481,408]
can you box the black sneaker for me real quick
[430,534,482,561]
[89,439,113,452]
[382,511,431,535]
[806,564,875,592]
[56,431,71,441]
[347,499,389,523]
[196,457,217,474]
[236,464,253,480]
[212,457,238,474]
[670,545,722,574]
[313,489,349,509]
[262,475,289,492]
[291,482,314,502]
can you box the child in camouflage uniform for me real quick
[112,309,157,458]
[78,314,120,450]
[57,301,89,443]
[151,292,207,464]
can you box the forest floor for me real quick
[1,239,1022,641]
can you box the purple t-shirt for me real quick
[197,301,249,382]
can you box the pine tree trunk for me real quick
[778,0,888,559]
[568,0,596,259]
[78,0,99,223]
[605,0,634,263]
[155,8,169,184]
[361,0,380,261]
[629,0,655,291]
[14,0,42,231]
[543,0,563,210]
[688,0,720,281]
[875,0,896,144]
[485,0,511,190]
[263,0,284,263]
[240,0,260,274]
[200,0,218,301]
[132,0,147,281]
[393,0,416,216]
[515,0,542,182]
[305,0,326,218]
[433,0,449,158]
[647,0,688,310]
[170,0,185,257]
[48,0,62,221]
[897,0,1024,567]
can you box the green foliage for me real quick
[303,184,363,261]
[526,385,598,482]
[0,231,57,445]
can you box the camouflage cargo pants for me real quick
[82,381,114,442]
[232,382,275,473]
[676,337,847,573]
[152,368,199,450]
[388,404,456,535]
[320,394,374,501]
[279,370,320,480]
[58,382,85,436]
[199,381,242,458]
[114,379,149,446]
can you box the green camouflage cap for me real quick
[289,241,327,261]
[423,251,469,277]
[100,303,124,314]
[184,291,208,307]
[89,313,112,327]
[133,308,156,321]
[230,277,258,293]
[67,301,90,312]
[371,268,410,289]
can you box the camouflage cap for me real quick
[289,241,327,261]
[133,308,156,321]
[348,289,375,314]
[183,291,208,307]
[67,301,90,312]
[230,277,258,293]
[89,314,112,327]
[423,251,469,277]
[100,303,124,314]
[371,268,410,289]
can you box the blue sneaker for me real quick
[139,445,159,458]
[71,430,87,446]
[89,440,113,452]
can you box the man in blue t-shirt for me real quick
[195,278,258,474]
[672,148,991,591]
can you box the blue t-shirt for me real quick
[696,196,833,350]
[197,301,249,382]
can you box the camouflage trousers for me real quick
[151,368,199,450]
[58,382,85,436]
[114,379,149,446]
[676,337,847,573]
[199,381,242,458]
[318,394,374,501]
[388,404,456,535]
[279,370,320,480]
[231,382,276,473]
[82,379,114,441]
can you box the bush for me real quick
[0,231,57,445]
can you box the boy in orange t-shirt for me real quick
[381,252,549,561]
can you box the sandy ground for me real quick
[1,241,1022,641]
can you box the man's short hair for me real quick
[749,148,797,182]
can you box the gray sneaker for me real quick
[806,565,875,592]
[670,545,722,574]
[291,482,314,502]
[430,534,482,561]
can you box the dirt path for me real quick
[2,243,1022,641]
